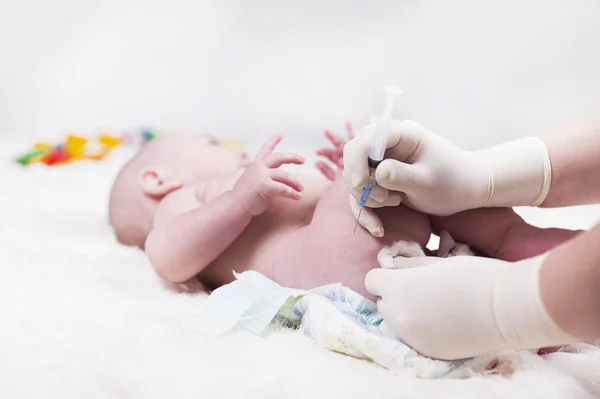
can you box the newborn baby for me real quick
[108,130,431,300]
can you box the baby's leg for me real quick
[278,178,431,299]
[307,178,432,246]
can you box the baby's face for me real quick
[164,133,251,182]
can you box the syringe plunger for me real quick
[368,85,403,163]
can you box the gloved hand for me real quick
[343,120,552,235]
[365,254,578,360]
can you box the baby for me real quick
[108,129,432,300]
[108,126,577,301]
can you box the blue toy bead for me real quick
[142,129,156,142]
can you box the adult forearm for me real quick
[431,208,582,261]
[472,113,600,210]
[145,191,252,283]
[430,208,521,259]
[539,113,600,207]
[540,221,600,340]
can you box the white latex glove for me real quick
[343,120,552,235]
[365,255,578,360]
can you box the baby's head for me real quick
[108,133,249,248]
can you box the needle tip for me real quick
[353,208,363,234]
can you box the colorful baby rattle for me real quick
[15,129,158,167]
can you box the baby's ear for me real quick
[138,168,183,197]
[438,230,457,256]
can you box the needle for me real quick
[353,182,373,235]
[353,208,363,234]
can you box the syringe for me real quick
[353,85,403,234]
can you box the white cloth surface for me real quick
[1,136,600,399]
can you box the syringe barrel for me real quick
[368,85,402,162]
[368,116,389,162]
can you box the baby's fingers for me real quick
[266,181,302,200]
[264,152,305,168]
[257,135,283,161]
[325,129,346,148]
[316,148,343,166]
[270,169,304,193]
[346,121,355,139]
[316,161,336,181]
[316,148,335,158]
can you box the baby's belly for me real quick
[198,174,330,288]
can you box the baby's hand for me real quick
[316,121,355,180]
[233,135,305,216]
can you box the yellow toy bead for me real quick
[99,134,122,148]
[221,138,243,150]
[34,142,53,151]
[65,135,87,159]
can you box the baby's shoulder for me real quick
[153,187,200,227]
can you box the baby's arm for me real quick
[145,185,253,284]
[145,135,304,283]
[431,208,583,261]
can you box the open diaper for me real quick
[203,269,496,379]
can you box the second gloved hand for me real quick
[343,120,552,234]
[365,254,578,360]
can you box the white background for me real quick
[1,0,599,149]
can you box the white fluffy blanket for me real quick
[2,137,600,399]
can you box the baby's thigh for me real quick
[309,178,431,247]
[308,178,393,247]
[280,179,430,298]
[286,224,381,299]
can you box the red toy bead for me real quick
[44,148,70,165]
